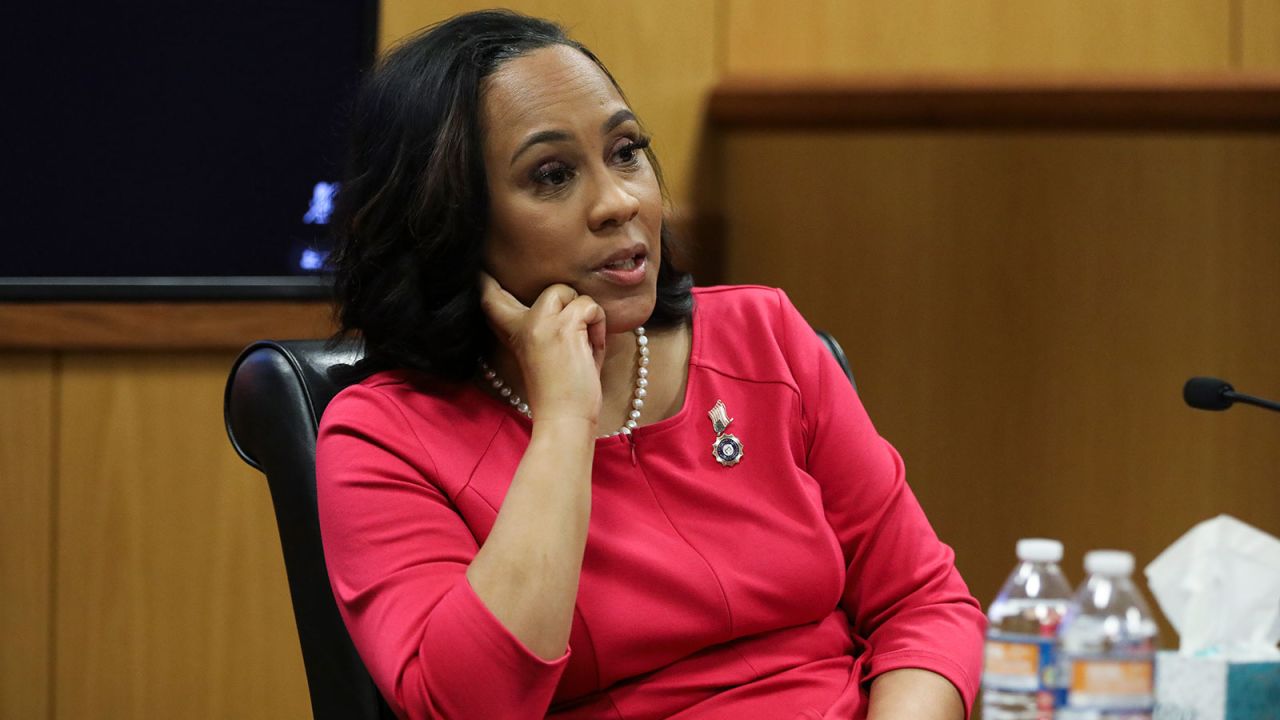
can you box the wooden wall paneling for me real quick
[53,353,309,720]
[378,0,718,207]
[724,0,1231,74]
[707,74,1280,131]
[0,353,55,720]
[0,302,334,352]
[1242,0,1280,68]
[718,131,1280,640]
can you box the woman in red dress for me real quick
[317,10,984,719]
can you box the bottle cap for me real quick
[1084,549,1134,576]
[1016,538,1064,562]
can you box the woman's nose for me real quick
[587,172,641,231]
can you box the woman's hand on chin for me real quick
[478,272,607,428]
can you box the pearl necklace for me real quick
[479,327,650,438]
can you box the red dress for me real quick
[317,285,985,719]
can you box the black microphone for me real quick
[1184,376,1280,414]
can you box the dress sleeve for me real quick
[316,384,569,720]
[773,289,986,717]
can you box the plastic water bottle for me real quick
[983,538,1074,720]
[1056,550,1160,720]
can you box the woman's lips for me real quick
[594,254,648,286]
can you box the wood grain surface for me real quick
[0,354,55,719]
[724,0,1231,74]
[707,74,1280,131]
[0,302,334,351]
[1242,0,1280,69]
[52,353,309,719]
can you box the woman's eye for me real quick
[532,162,574,187]
[612,136,651,166]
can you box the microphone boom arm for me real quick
[1224,390,1280,414]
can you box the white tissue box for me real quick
[1154,651,1280,720]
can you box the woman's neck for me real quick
[599,328,642,390]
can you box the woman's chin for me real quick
[603,295,657,334]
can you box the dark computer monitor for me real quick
[5,1,378,299]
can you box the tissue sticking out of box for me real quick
[1144,514,1280,659]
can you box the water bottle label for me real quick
[1066,658,1154,710]
[985,640,1040,690]
[984,637,1062,695]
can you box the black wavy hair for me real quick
[328,9,694,381]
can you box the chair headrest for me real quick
[224,339,365,471]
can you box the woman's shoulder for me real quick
[689,284,815,384]
[320,367,500,444]
[692,283,784,305]
[691,283,817,338]
[325,367,432,414]
[691,284,796,327]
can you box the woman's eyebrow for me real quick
[602,109,636,134]
[511,129,571,167]
[509,109,637,167]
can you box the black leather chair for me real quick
[223,331,854,719]
[225,339,393,720]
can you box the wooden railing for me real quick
[708,73,1280,131]
[0,302,333,350]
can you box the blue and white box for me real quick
[1154,651,1280,720]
